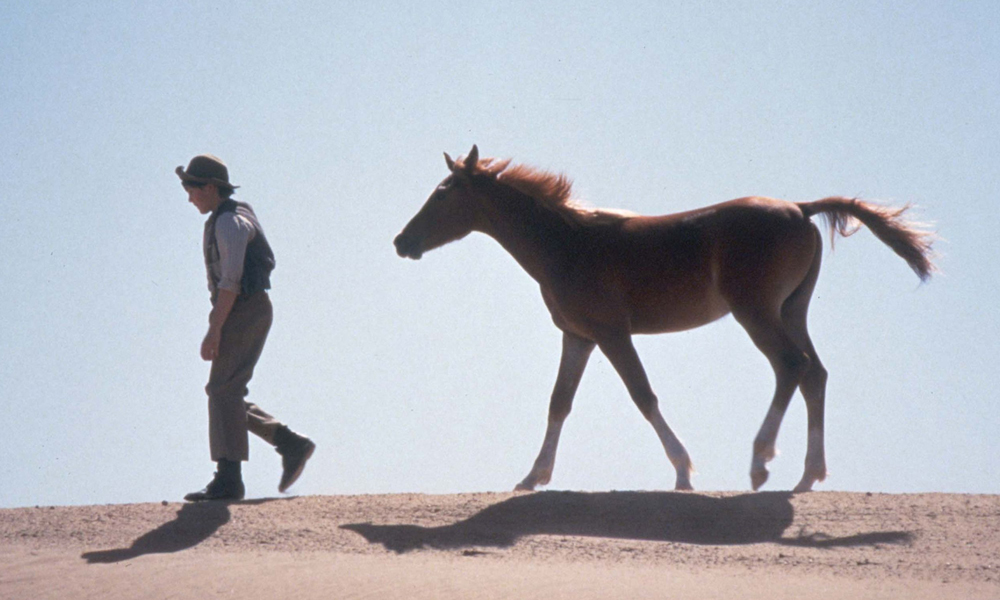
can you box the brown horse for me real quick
[394,145,935,493]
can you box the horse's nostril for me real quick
[394,233,420,259]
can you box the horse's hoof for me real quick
[514,480,537,492]
[792,470,826,493]
[750,468,769,491]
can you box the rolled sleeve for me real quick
[215,213,254,294]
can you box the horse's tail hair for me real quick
[799,196,937,281]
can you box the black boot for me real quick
[184,459,245,502]
[274,426,316,493]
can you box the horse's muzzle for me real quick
[393,233,423,260]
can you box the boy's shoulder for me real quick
[214,203,262,240]
[217,199,255,214]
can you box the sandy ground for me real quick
[1,490,998,599]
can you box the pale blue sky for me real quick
[1,2,998,508]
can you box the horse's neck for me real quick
[477,184,578,284]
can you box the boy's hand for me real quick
[201,327,222,361]
[203,289,238,361]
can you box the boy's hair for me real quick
[183,181,236,199]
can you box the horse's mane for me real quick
[461,156,635,226]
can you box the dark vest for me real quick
[206,199,275,301]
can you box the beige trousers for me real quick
[205,291,283,461]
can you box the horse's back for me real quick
[606,197,818,331]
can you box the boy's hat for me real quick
[176,154,239,189]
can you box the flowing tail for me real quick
[798,197,937,281]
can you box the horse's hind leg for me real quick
[781,233,828,492]
[732,306,811,491]
[784,319,827,493]
[597,332,693,491]
[515,332,595,491]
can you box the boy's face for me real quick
[184,183,222,214]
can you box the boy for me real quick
[177,154,315,501]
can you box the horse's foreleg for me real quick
[515,332,595,492]
[597,333,693,491]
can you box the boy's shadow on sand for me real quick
[80,498,279,564]
[342,491,913,554]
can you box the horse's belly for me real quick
[629,288,730,334]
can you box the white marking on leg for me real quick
[794,429,827,492]
[754,405,784,463]
[750,405,785,490]
[516,419,563,491]
[648,408,693,490]
[804,428,826,478]
[535,419,563,476]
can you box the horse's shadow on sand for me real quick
[342,491,913,554]
[80,498,280,564]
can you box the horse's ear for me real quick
[444,152,456,171]
[465,145,479,172]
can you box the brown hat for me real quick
[175,154,239,189]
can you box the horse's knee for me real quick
[548,393,574,422]
[776,349,810,383]
[800,361,828,405]
[548,403,572,423]
[634,394,659,421]
[805,362,828,389]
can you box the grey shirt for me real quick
[203,204,263,297]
